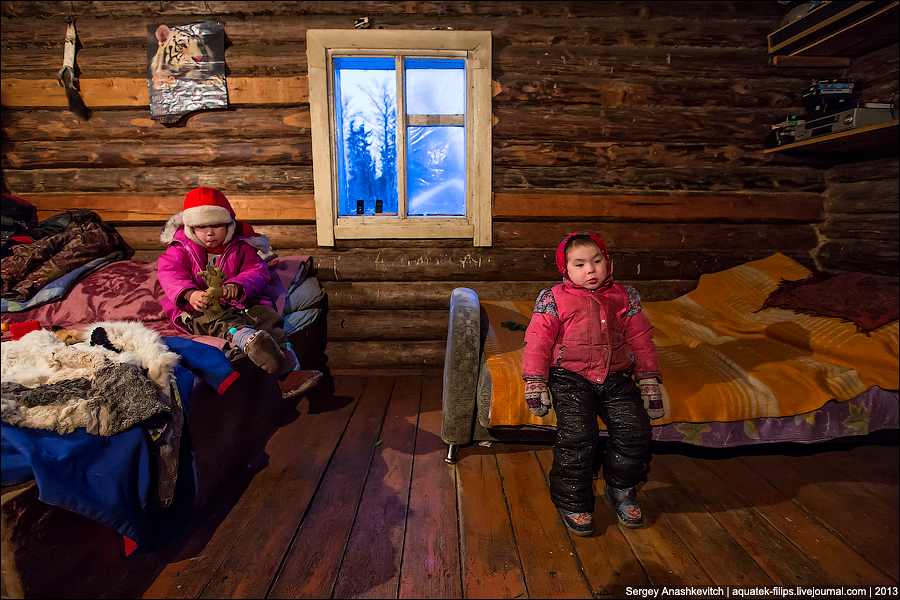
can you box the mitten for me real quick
[639,377,665,419]
[524,379,552,417]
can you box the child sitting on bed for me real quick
[522,231,664,536]
[157,187,322,399]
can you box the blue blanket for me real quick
[0,337,237,549]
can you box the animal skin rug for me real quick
[1,322,180,436]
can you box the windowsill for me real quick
[334,220,475,240]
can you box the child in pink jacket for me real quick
[157,187,321,399]
[522,231,664,536]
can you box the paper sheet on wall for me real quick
[146,21,227,124]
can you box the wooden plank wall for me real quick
[2,1,893,370]
[816,42,900,274]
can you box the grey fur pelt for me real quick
[2,362,169,436]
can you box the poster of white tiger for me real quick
[146,21,227,124]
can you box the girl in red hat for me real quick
[522,232,664,536]
[157,187,321,398]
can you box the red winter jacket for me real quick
[522,232,661,384]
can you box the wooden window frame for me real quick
[307,29,492,246]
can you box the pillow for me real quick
[762,271,899,333]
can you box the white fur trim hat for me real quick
[181,187,235,246]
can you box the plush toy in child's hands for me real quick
[197,264,227,318]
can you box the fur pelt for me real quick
[1,362,168,436]
[3,322,179,390]
[1,322,180,435]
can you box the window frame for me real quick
[307,29,492,246]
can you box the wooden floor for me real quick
[142,374,899,599]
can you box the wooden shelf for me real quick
[769,1,898,59]
[764,119,899,154]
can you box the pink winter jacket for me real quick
[157,228,276,333]
[522,232,661,384]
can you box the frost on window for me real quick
[407,126,465,216]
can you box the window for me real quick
[307,30,492,246]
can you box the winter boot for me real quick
[560,510,594,537]
[605,485,643,528]
[229,327,284,374]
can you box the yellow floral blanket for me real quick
[483,254,898,433]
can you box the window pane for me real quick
[405,58,465,115]
[407,126,465,217]
[334,57,398,216]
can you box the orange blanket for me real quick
[484,253,899,428]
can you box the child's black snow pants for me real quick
[547,367,652,513]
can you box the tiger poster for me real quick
[146,21,227,124]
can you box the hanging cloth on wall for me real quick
[57,21,91,120]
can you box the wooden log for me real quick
[815,241,899,277]
[320,279,696,310]
[325,340,446,368]
[496,44,799,80]
[492,104,800,144]
[493,193,823,221]
[4,165,315,194]
[0,107,310,141]
[21,194,315,222]
[0,12,778,50]
[0,76,308,108]
[493,221,818,251]
[2,138,313,169]
[495,164,825,193]
[826,157,900,183]
[824,179,900,214]
[327,310,448,341]
[0,45,309,79]
[495,140,777,169]
[818,214,900,245]
[308,248,814,282]
[493,74,800,109]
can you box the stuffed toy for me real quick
[198,264,227,318]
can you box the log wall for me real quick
[2,1,896,371]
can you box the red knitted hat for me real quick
[182,187,235,228]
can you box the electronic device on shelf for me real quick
[793,106,896,142]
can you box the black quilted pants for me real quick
[547,367,651,513]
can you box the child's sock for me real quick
[279,342,300,374]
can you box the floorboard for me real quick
[140,375,899,599]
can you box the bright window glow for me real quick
[407,126,465,216]
[333,56,466,218]
[405,58,465,115]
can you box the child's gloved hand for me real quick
[524,379,552,416]
[639,377,665,419]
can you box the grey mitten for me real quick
[524,379,552,417]
[639,377,665,419]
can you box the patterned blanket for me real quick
[481,254,899,446]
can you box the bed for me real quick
[1,254,326,599]
[440,253,899,462]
